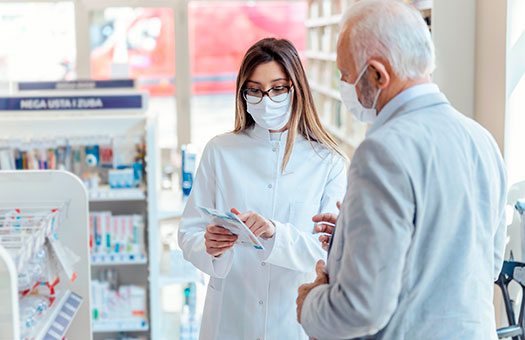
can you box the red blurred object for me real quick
[90,8,175,96]
[90,2,307,97]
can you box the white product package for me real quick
[199,207,264,250]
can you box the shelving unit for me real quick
[159,274,201,288]
[0,86,162,340]
[0,171,92,340]
[306,0,432,158]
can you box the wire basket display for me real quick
[0,202,70,294]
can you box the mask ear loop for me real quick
[357,64,382,111]
[353,64,370,85]
[371,86,382,111]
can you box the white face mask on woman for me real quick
[246,92,292,130]
[340,65,382,124]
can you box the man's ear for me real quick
[368,59,390,89]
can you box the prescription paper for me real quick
[199,206,264,250]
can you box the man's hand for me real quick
[231,208,275,239]
[204,225,238,257]
[296,260,329,324]
[313,201,341,250]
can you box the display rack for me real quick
[0,171,92,340]
[0,88,162,340]
[306,0,432,157]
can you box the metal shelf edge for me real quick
[305,14,342,28]
[92,319,149,333]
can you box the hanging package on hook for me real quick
[47,233,80,283]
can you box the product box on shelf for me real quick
[89,212,146,265]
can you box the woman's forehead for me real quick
[248,61,288,84]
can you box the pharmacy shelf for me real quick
[89,187,146,202]
[28,290,83,340]
[157,193,187,221]
[408,0,432,10]
[159,274,201,287]
[324,124,361,150]
[157,208,185,221]
[310,82,341,101]
[305,50,337,62]
[157,204,186,221]
[92,318,149,333]
[91,253,147,266]
[305,14,342,28]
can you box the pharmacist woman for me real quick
[178,38,347,340]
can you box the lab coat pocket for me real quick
[200,278,224,340]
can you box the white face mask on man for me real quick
[246,92,292,131]
[340,65,382,123]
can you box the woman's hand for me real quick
[204,225,238,257]
[231,208,275,239]
[312,201,341,251]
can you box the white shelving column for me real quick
[147,109,161,340]
[0,171,92,340]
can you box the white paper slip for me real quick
[199,206,264,250]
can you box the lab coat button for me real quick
[268,184,272,189]
[261,262,266,266]
[272,148,277,152]
[259,300,263,305]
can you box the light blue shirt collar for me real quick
[367,82,440,136]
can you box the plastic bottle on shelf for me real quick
[18,295,49,337]
[181,144,196,200]
[190,313,200,340]
[180,304,192,340]
[180,284,200,340]
[187,283,197,316]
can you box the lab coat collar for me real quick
[367,83,446,136]
[249,123,304,143]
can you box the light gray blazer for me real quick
[301,89,507,340]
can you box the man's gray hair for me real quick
[341,0,435,80]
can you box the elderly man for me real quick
[296,1,507,339]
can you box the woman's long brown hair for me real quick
[233,38,347,172]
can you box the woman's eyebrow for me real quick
[246,78,287,85]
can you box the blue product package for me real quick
[85,145,100,167]
[133,162,143,186]
[182,146,196,197]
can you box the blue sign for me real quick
[17,79,135,91]
[0,95,144,111]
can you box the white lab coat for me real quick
[301,84,507,340]
[178,124,347,340]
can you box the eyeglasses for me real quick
[242,85,293,104]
